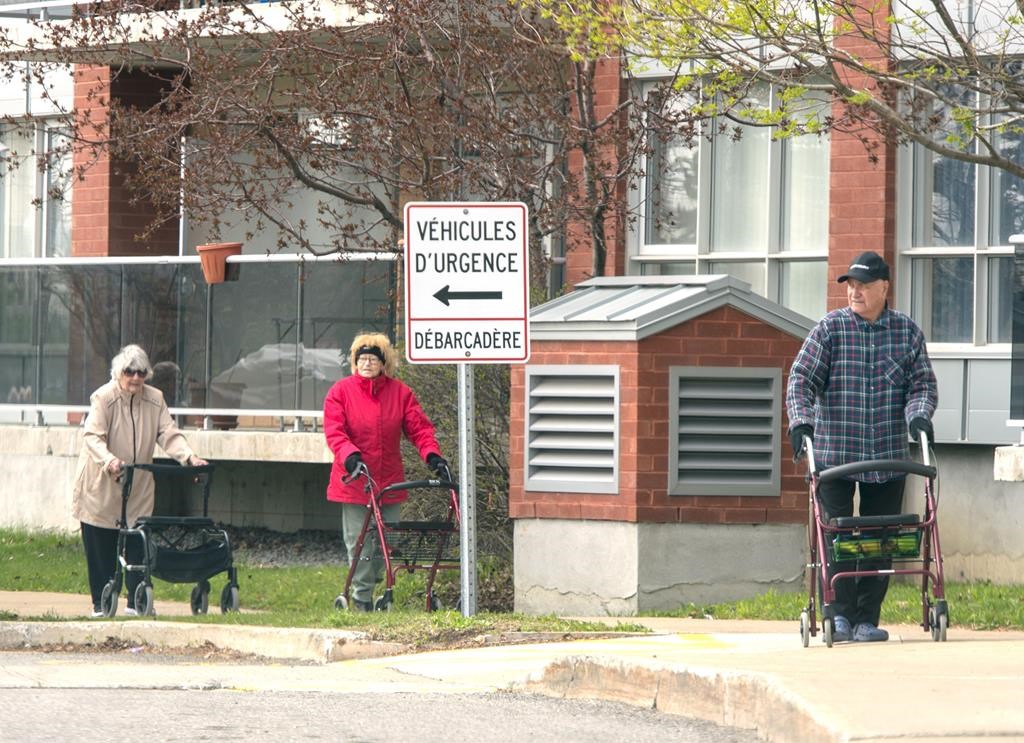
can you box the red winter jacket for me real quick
[323,373,441,505]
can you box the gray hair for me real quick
[110,344,152,381]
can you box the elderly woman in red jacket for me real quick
[323,332,448,611]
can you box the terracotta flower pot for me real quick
[197,242,243,284]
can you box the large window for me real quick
[0,257,395,419]
[902,105,1022,345]
[634,82,830,320]
[0,120,72,259]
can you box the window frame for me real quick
[628,78,829,319]
[896,109,1016,351]
[0,117,72,260]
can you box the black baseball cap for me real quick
[837,251,890,283]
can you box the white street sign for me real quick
[404,202,530,363]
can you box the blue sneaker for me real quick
[853,622,889,642]
[832,615,852,642]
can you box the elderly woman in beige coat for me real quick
[72,344,206,617]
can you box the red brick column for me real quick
[71,65,113,258]
[71,65,179,258]
[563,55,630,287]
[828,3,898,310]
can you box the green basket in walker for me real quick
[832,529,922,561]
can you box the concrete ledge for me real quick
[0,621,404,663]
[0,425,332,463]
[994,445,1024,481]
[525,656,838,743]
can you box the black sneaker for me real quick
[353,599,373,612]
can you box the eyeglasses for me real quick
[357,356,382,365]
[123,368,147,377]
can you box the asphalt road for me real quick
[0,652,759,743]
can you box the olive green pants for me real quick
[341,501,400,604]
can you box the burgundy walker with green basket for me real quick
[100,462,239,617]
[798,431,948,647]
[333,462,460,612]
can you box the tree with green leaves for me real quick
[525,0,1024,180]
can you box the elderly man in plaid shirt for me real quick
[786,251,938,643]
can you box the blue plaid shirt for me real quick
[786,306,937,482]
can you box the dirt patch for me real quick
[29,637,295,665]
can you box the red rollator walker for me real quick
[798,431,948,647]
[333,461,460,612]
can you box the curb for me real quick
[0,621,406,663]
[524,656,840,743]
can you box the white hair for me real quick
[110,344,152,381]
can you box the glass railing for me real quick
[0,253,396,428]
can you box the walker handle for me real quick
[919,430,931,467]
[803,435,817,475]
[341,461,372,493]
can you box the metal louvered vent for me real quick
[670,367,781,496]
[525,365,618,494]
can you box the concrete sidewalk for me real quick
[2,590,1023,742]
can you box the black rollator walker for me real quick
[100,462,240,617]
[798,431,948,647]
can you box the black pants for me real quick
[81,522,143,611]
[817,477,906,627]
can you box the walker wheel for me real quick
[428,595,442,612]
[334,595,348,611]
[190,582,210,615]
[134,583,155,616]
[220,584,239,613]
[823,617,834,648]
[100,580,118,618]
[930,602,949,642]
[373,596,393,612]
[799,610,810,648]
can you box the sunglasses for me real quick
[123,368,147,377]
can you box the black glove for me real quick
[909,417,934,443]
[344,452,363,475]
[789,424,814,460]
[426,453,449,476]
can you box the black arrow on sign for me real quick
[433,285,503,306]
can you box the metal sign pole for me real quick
[457,363,478,616]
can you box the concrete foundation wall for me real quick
[637,522,805,607]
[514,519,805,616]
[514,444,1024,616]
[923,444,1024,583]
[514,519,640,616]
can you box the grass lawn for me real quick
[2,529,1022,641]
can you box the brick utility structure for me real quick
[510,276,813,615]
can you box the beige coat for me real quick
[72,380,195,529]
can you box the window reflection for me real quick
[645,132,699,245]
[910,86,976,248]
[0,259,395,415]
[0,269,38,420]
[781,261,828,320]
[988,256,1013,343]
[911,256,973,343]
[42,265,121,405]
[990,127,1024,246]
